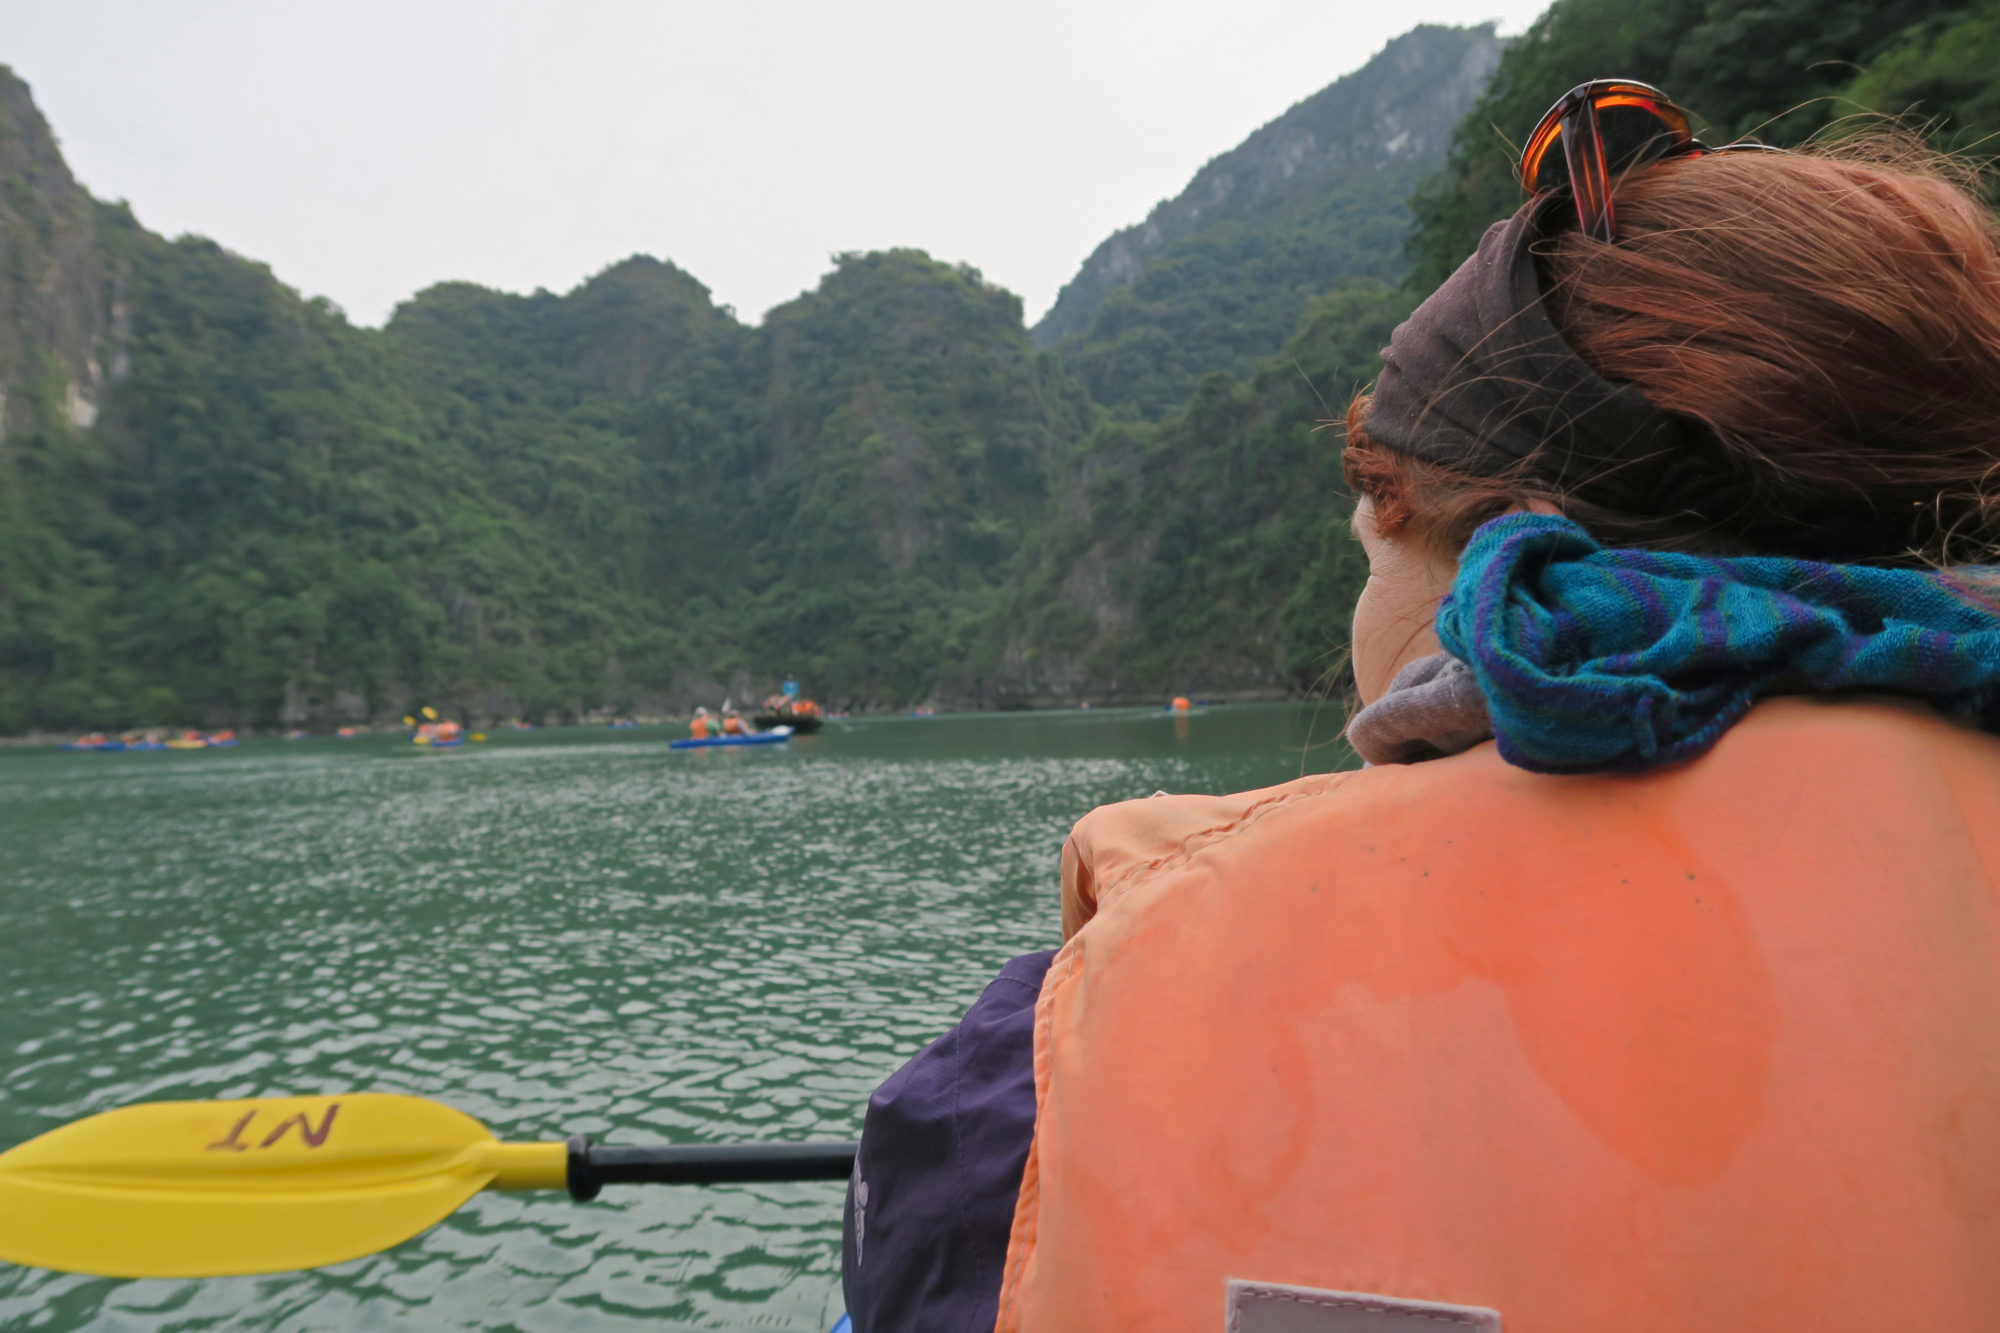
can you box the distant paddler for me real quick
[688,707,713,741]
[754,689,824,733]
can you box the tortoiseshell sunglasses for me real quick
[1520,79,1782,242]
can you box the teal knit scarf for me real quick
[1435,514,2000,774]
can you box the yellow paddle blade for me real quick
[0,1093,564,1278]
[402,715,416,726]
[421,706,438,721]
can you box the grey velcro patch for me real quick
[1225,1280,1502,1333]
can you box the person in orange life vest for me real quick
[721,711,745,736]
[688,707,712,741]
[842,84,2000,1333]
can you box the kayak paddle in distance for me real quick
[0,1092,856,1278]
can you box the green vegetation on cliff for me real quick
[744,251,1092,703]
[1000,280,1409,701]
[0,72,1097,730]
[1845,2,2000,157]
[9,1,2000,733]
[1035,24,1501,418]
[85,215,703,727]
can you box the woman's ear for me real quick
[1520,496,1563,518]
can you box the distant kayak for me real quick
[64,733,169,751]
[753,711,821,733]
[755,691,825,733]
[67,731,227,751]
[411,719,464,748]
[670,726,792,750]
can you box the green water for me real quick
[0,706,1351,1331]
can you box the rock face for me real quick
[756,251,1087,577]
[0,63,1101,728]
[1030,24,1502,356]
[0,28,1501,726]
[0,65,121,442]
[982,278,1410,709]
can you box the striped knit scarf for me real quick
[1435,513,2000,774]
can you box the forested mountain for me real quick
[6,0,2000,733]
[0,64,1094,730]
[1031,24,1502,418]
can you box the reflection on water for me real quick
[0,706,1350,1330]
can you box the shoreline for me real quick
[0,687,1328,747]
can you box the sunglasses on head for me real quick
[1519,79,1783,242]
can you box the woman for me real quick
[845,82,2000,1332]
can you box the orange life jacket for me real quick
[689,717,710,740]
[723,716,744,735]
[997,698,2000,1333]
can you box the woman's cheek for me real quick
[1350,577,1393,706]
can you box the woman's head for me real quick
[1344,137,2000,701]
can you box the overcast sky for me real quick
[5,0,1548,328]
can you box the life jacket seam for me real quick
[1091,774,1357,913]
[995,939,1071,1330]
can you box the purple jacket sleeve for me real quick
[841,949,1054,1333]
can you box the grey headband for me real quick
[1365,195,1739,523]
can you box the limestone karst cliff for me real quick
[0,65,122,442]
[13,0,1956,728]
[1030,24,1503,417]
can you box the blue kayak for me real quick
[669,726,792,750]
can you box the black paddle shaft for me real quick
[565,1135,857,1200]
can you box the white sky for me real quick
[3,0,1549,328]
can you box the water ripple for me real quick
[0,707,1348,1328]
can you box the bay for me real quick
[0,705,1352,1331]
